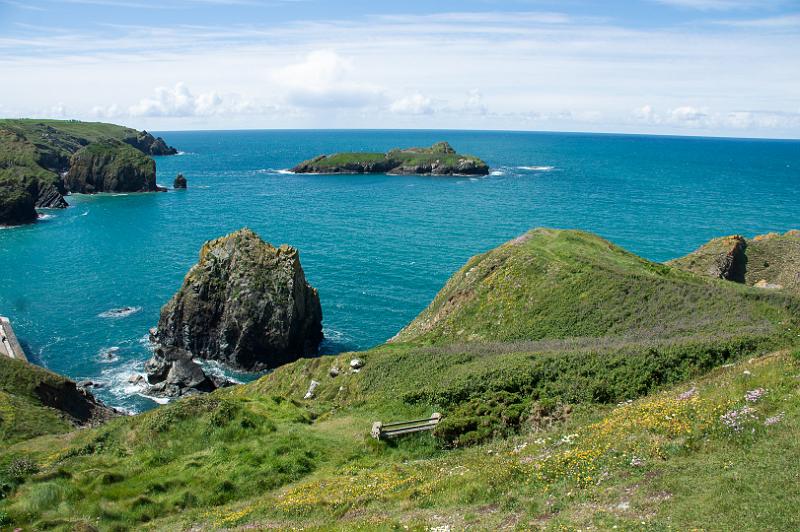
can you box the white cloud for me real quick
[633,104,660,124]
[464,89,488,115]
[272,50,384,109]
[389,93,435,115]
[128,83,225,117]
[0,10,798,136]
[667,105,710,125]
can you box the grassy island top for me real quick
[291,141,490,175]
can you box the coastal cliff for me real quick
[64,140,156,194]
[0,119,176,225]
[291,141,489,176]
[155,228,323,372]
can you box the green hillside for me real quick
[0,357,113,445]
[0,229,798,530]
[394,228,796,345]
[0,119,175,225]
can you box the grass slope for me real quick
[394,228,797,345]
[0,228,798,529]
[0,357,98,445]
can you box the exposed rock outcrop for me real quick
[155,228,323,371]
[35,182,69,209]
[292,142,489,176]
[174,173,187,189]
[143,345,219,398]
[64,140,157,193]
[123,130,179,156]
[669,230,800,294]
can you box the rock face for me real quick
[123,130,179,156]
[143,346,218,398]
[292,142,489,176]
[174,173,187,189]
[65,140,157,193]
[35,182,69,209]
[156,228,323,371]
[669,230,800,294]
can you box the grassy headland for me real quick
[0,119,175,225]
[1,228,799,530]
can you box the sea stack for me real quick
[174,173,187,189]
[155,228,323,371]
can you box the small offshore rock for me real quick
[174,173,187,189]
[304,380,320,399]
[350,358,364,369]
[144,346,216,398]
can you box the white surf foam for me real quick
[490,170,505,176]
[98,346,120,363]
[98,306,142,319]
[518,165,555,172]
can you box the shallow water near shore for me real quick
[1,129,798,412]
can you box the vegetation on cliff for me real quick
[0,229,798,530]
[291,141,490,175]
[0,119,176,225]
[0,357,114,445]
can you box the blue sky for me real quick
[0,0,798,137]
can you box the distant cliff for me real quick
[291,141,489,176]
[0,119,177,226]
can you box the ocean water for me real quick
[1,130,798,411]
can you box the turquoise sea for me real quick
[1,130,798,411]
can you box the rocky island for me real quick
[291,141,489,176]
[0,119,177,226]
[152,228,323,375]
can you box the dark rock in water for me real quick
[144,346,216,398]
[174,173,187,189]
[64,140,157,194]
[155,228,323,371]
[77,380,105,389]
[35,182,68,209]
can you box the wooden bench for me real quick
[371,413,442,440]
